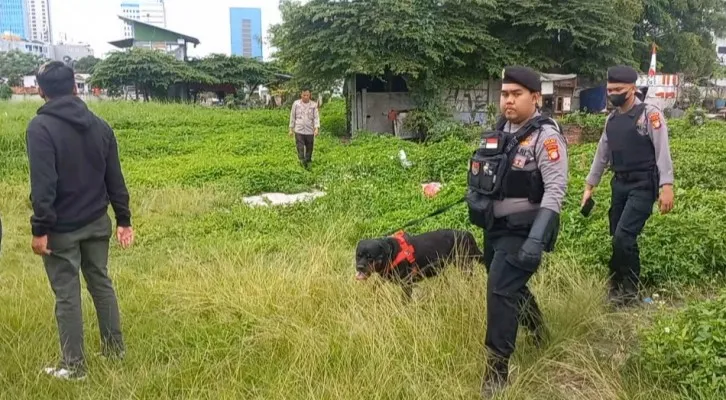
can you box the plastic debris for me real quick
[422,182,443,198]
[243,191,326,207]
[398,150,413,168]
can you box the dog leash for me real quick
[381,196,467,237]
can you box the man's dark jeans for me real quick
[295,133,315,166]
[42,214,124,370]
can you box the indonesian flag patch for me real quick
[485,137,498,149]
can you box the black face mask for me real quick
[609,92,630,107]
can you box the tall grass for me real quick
[0,100,711,399]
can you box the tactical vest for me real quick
[605,103,656,173]
[467,115,559,202]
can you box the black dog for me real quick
[355,229,484,298]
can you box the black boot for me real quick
[481,357,509,399]
[607,278,623,305]
[620,277,640,307]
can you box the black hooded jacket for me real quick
[26,95,131,237]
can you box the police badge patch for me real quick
[543,138,560,162]
[513,154,526,169]
[648,112,662,129]
[471,161,480,175]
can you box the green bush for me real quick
[0,83,12,100]
[557,110,607,140]
[320,99,347,137]
[634,293,726,399]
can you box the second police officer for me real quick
[582,65,675,306]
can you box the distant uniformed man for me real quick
[288,88,320,169]
[466,66,569,398]
[581,65,675,306]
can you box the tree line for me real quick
[269,0,726,96]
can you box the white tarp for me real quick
[243,191,326,207]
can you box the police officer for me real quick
[581,65,675,306]
[466,66,569,398]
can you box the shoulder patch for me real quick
[543,138,560,161]
[648,111,662,129]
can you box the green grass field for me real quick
[0,99,724,399]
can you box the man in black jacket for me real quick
[26,61,134,380]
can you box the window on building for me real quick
[718,46,726,54]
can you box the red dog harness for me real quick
[387,231,420,276]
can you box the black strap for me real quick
[381,196,466,237]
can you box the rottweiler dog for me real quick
[355,229,484,298]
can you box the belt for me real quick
[614,169,654,182]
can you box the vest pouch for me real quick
[527,169,545,204]
[466,190,494,231]
[468,151,510,197]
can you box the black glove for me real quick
[510,208,559,271]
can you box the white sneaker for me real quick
[43,366,87,381]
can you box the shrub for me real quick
[557,111,607,141]
[320,99,347,137]
[633,293,726,399]
[0,83,12,100]
[684,105,706,127]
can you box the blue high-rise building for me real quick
[229,7,262,59]
[0,0,28,38]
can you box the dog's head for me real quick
[355,238,393,280]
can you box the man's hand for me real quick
[581,185,594,207]
[314,128,319,137]
[516,237,544,270]
[289,129,294,137]
[659,184,674,214]
[31,235,52,256]
[117,226,134,249]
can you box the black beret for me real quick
[502,66,541,92]
[607,65,638,84]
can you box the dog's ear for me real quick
[380,238,395,260]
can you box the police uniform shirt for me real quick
[493,111,569,218]
[585,97,674,187]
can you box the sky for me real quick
[50,0,291,60]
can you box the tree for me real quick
[269,0,645,100]
[89,48,214,101]
[0,50,47,87]
[269,0,505,102]
[74,56,100,74]
[189,54,278,96]
[635,0,726,81]
[489,0,643,81]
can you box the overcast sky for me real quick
[50,0,293,59]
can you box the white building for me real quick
[25,0,52,43]
[0,34,51,57]
[52,43,94,62]
[120,0,167,38]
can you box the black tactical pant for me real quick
[295,133,315,165]
[608,170,658,300]
[482,215,546,376]
[42,214,125,370]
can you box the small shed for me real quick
[346,71,577,137]
[540,73,578,116]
